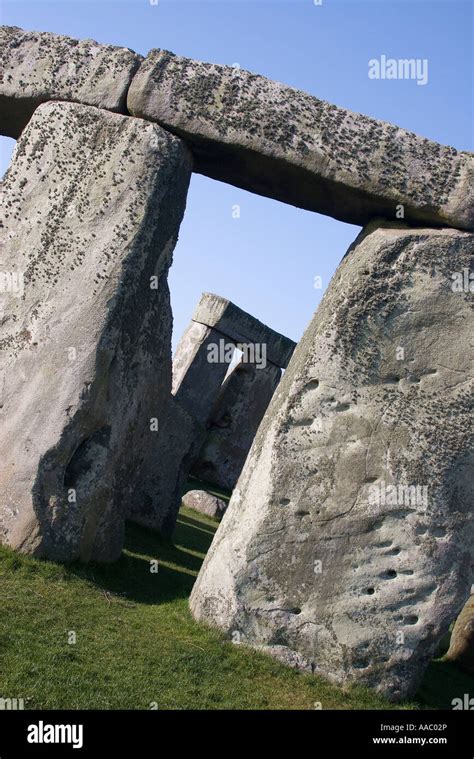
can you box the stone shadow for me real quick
[69,510,217,606]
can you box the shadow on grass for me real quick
[415,658,474,709]
[65,506,474,710]
[69,511,217,606]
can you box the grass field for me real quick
[0,505,471,710]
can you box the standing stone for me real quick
[128,394,201,536]
[191,359,282,490]
[128,50,474,231]
[446,595,474,674]
[190,222,474,701]
[172,321,232,426]
[0,101,192,561]
[0,26,142,138]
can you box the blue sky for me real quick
[1,0,472,350]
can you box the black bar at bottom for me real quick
[0,709,472,757]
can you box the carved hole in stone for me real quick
[289,607,302,615]
[304,379,319,391]
[279,498,290,506]
[384,547,401,556]
[64,426,111,490]
[291,418,313,428]
[381,569,397,580]
[295,510,310,517]
[400,569,414,575]
[365,476,378,484]
[383,375,401,385]
[353,659,369,669]
[404,615,419,626]
[376,540,393,548]
[415,525,428,535]
[433,526,447,538]
[365,587,375,595]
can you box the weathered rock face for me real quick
[128,394,201,535]
[0,26,142,138]
[128,51,474,231]
[0,101,192,561]
[190,222,474,701]
[182,490,227,519]
[172,321,231,426]
[191,359,282,490]
[446,595,474,674]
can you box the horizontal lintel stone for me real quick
[191,292,296,369]
[127,49,474,231]
[0,25,143,138]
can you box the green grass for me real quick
[0,505,471,710]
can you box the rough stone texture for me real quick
[191,358,282,490]
[0,101,192,561]
[0,26,142,138]
[172,321,231,425]
[190,292,296,369]
[190,222,474,701]
[182,490,227,519]
[128,395,201,535]
[446,595,474,674]
[128,51,474,231]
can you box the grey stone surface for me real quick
[0,25,142,138]
[182,489,227,519]
[446,595,474,675]
[128,50,474,231]
[128,394,201,535]
[191,358,281,490]
[172,321,231,425]
[0,101,192,561]
[190,222,474,701]
[190,292,296,369]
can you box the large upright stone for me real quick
[191,358,282,490]
[0,26,142,138]
[128,51,473,231]
[0,101,192,561]
[190,223,474,701]
[172,320,232,426]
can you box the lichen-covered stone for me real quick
[128,50,473,231]
[191,359,281,490]
[190,222,474,701]
[0,25,142,138]
[0,101,192,561]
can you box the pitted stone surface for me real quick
[0,101,192,561]
[0,26,142,138]
[128,50,474,231]
[191,359,282,490]
[190,222,474,701]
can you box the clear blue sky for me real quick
[1,0,472,350]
